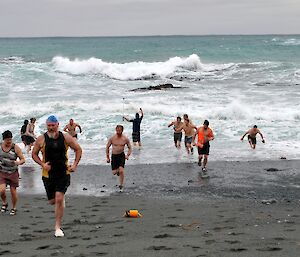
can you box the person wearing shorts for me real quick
[241,125,265,149]
[176,118,197,154]
[168,116,183,148]
[123,108,143,148]
[106,125,132,191]
[193,120,214,172]
[63,119,82,139]
[32,115,82,238]
[0,130,25,216]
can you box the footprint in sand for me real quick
[145,246,174,251]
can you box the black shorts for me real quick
[24,135,35,145]
[42,175,70,200]
[198,143,210,155]
[132,132,140,142]
[174,132,182,143]
[111,152,125,170]
[248,135,256,145]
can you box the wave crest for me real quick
[52,54,203,80]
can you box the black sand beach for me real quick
[1,160,300,256]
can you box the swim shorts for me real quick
[198,143,210,155]
[132,132,140,142]
[111,152,125,170]
[174,132,182,143]
[42,175,70,200]
[184,136,193,146]
[248,135,256,145]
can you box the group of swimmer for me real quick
[0,109,265,238]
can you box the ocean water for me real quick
[0,35,300,165]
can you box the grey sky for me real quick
[0,0,299,37]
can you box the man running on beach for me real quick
[193,120,214,172]
[123,108,143,148]
[63,119,82,139]
[0,130,25,216]
[32,115,82,237]
[168,116,183,148]
[106,125,132,191]
[241,125,265,149]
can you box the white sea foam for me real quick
[52,54,204,80]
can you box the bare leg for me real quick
[55,192,65,231]
[10,187,17,209]
[203,155,208,169]
[198,155,203,166]
[118,167,125,186]
[0,184,7,205]
[112,169,119,176]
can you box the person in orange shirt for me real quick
[193,120,214,173]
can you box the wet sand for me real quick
[0,160,300,256]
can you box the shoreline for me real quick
[19,159,300,201]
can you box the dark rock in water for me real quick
[265,168,280,172]
[130,83,187,92]
[280,156,287,160]
[83,187,88,191]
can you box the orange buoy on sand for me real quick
[124,209,142,218]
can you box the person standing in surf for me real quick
[193,120,214,172]
[32,115,82,237]
[24,117,36,153]
[241,125,265,149]
[123,108,143,148]
[106,125,132,192]
[0,130,25,216]
[168,116,183,148]
[63,119,82,139]
[20,119,29,147]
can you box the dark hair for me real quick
[183,114,188,119]
[2,130,12,140]
[24,119,29,125]
[177,116,182,121]
[30,117,36,122]
[116,125,124,131]
[135,113,140,119]
[253,125,257,128]
[204,120,209,126]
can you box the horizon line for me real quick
[0,33,300,39]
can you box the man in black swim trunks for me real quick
[241,125,265,149]
[106,125,132,191]
[123,108,143,148]
[168,116,183,148]
[32,115,82,237]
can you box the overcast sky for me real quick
[0,0,299,37]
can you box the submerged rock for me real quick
[265,168,280,172]
[130,83,187,91]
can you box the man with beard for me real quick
[32,115,82,237]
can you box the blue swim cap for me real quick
[46,115,59,123]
